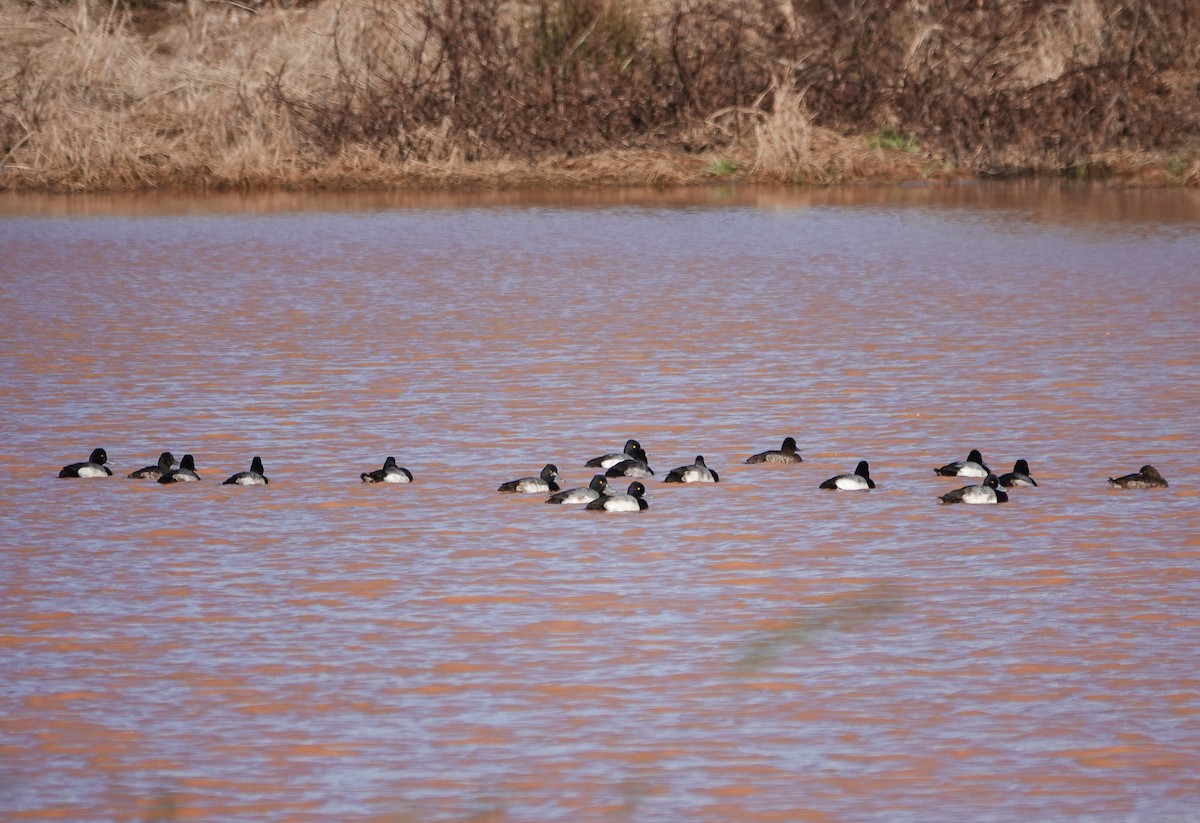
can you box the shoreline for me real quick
[3,113,1194,195]
[2,149,1193,196]
[5,178,1199,225]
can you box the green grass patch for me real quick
[706,157,739,177]
[869,130,918,153]
[1165,155,1185,184]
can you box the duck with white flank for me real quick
[361,456,414,484]
[158,454,200,483]
[940,474,1008,504]
[224,456,269,486]
[1108,465,1168,489]
[605,445,654,479]
[745,437,803,464]
[819,461,875,490]
[664,455,719,483]
[998,459,1037,488]
[128,452,177,480]
[585,439,642,470]
[934,449,990,478]
[547,474,608,504]
[58,448,112,478]
[498,464,561,494]
[586,481,648,512]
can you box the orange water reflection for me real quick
[1,183,1198,821]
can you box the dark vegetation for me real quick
[270,0,1199,176]
[2,0,1198,190]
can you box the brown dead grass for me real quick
[1,0,1197,192]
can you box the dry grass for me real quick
[1,0,1197,192]
[740,78,936,185]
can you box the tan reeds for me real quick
[1,0,1196,192]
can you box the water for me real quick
[2,183,1198,821]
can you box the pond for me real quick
[2,182,1198,821]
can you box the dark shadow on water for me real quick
[736,583,905,671]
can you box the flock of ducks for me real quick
[61,449,268,485]
[56,439,1170,510]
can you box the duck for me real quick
[998,459,1037,488]
[605,445,654,479]
[360,456,414,484]
[1108,465,1168,489]
[585,439,642,469]
[934,449,990,477]
[157,454,200,483]
[498,463,561,494]
[547,474,608,504]
[664,455,719,483]
[819,460,875,490]
[58,448,113,478]
[128,451,177,480]
[939,474,1008,504]
[745,437,803,464]
[223,456,269,486]
[586,481,648,512]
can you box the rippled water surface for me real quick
[2,183,1199,821]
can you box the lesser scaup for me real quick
[128,452,177,480]
[819,460,875,490]
[745,437,802,464]
[499,464,561,494]
[547,474,608,504]
[586,481,648,512]
[934,449,990,477]
[157,454,200,483]
[585,439,642,469]
[664,455,719,483]
[1108,465,1168,489]
[998,459,1037,488]
[605,445,654,478]
[223,456,269,486]
[361,456,414,484]
[939,474,1008,504]
[58,448,112,478]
